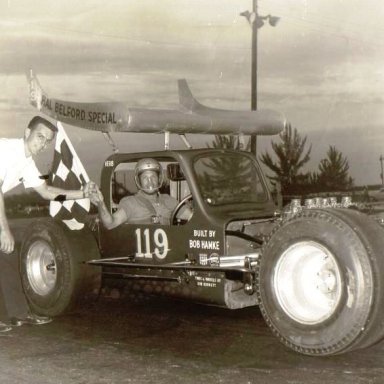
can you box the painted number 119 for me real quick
[135,228,169,259]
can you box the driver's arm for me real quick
[98,204,128,230]
[90,187,128,230]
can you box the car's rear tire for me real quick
[258,208,384,356]
[20,218,100,317]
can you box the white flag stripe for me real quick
[55,160,70,181]
[56,122,90,183]
[62,218,85,230]
[63,200,75,210]
[50,201,62,216]
[77,198,90,210]
[54,126,62,152]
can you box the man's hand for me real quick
[89,186,104,206]
[0,228,15,254]
[83,181,97,198]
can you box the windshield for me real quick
[194,152,268,206]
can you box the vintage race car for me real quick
[17,74,384,357]
[19,148,274,313]
[90,148,275,309]
[17,147,384,357]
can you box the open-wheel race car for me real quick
[15,73,384,356]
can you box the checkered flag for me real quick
[50,122,90,230]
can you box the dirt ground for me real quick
[0,295,383,384]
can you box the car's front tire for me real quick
[258,208,384,356]
[20,219,100,317]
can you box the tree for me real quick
[259,124,312,195]
[209,135,250,151]
[316,146,354,192]
[204,135,255,203]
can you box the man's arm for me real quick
[33,182,93,201]
[90,188,128,230]
[0,189,14,254]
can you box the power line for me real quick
[3,3,384,52]
[17,18,384,51]
[260,0,384,33]
[1,18,251,51]
[258,3,384,48]
[259,0,384,35]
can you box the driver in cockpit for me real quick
[90,158,191,228]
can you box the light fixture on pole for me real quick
[240,1,280,155]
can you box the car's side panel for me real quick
[99,216,224,266]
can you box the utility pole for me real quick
[240,1,280,155]
[250,0,259,155]
[380,155,384,186]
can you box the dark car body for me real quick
[90,148,278,309]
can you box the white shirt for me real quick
[0,138,44,194]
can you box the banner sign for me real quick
[28,70,286,136]
[28,71,126,132]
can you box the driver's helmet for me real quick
[134,158,164,193]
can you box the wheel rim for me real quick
[26,240,57,296]
[273,241,342,325]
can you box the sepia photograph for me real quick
[1,1,384,383]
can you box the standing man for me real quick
[0,116,93,332]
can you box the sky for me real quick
[1,0,384,186]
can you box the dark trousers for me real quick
[0,249,29,322]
